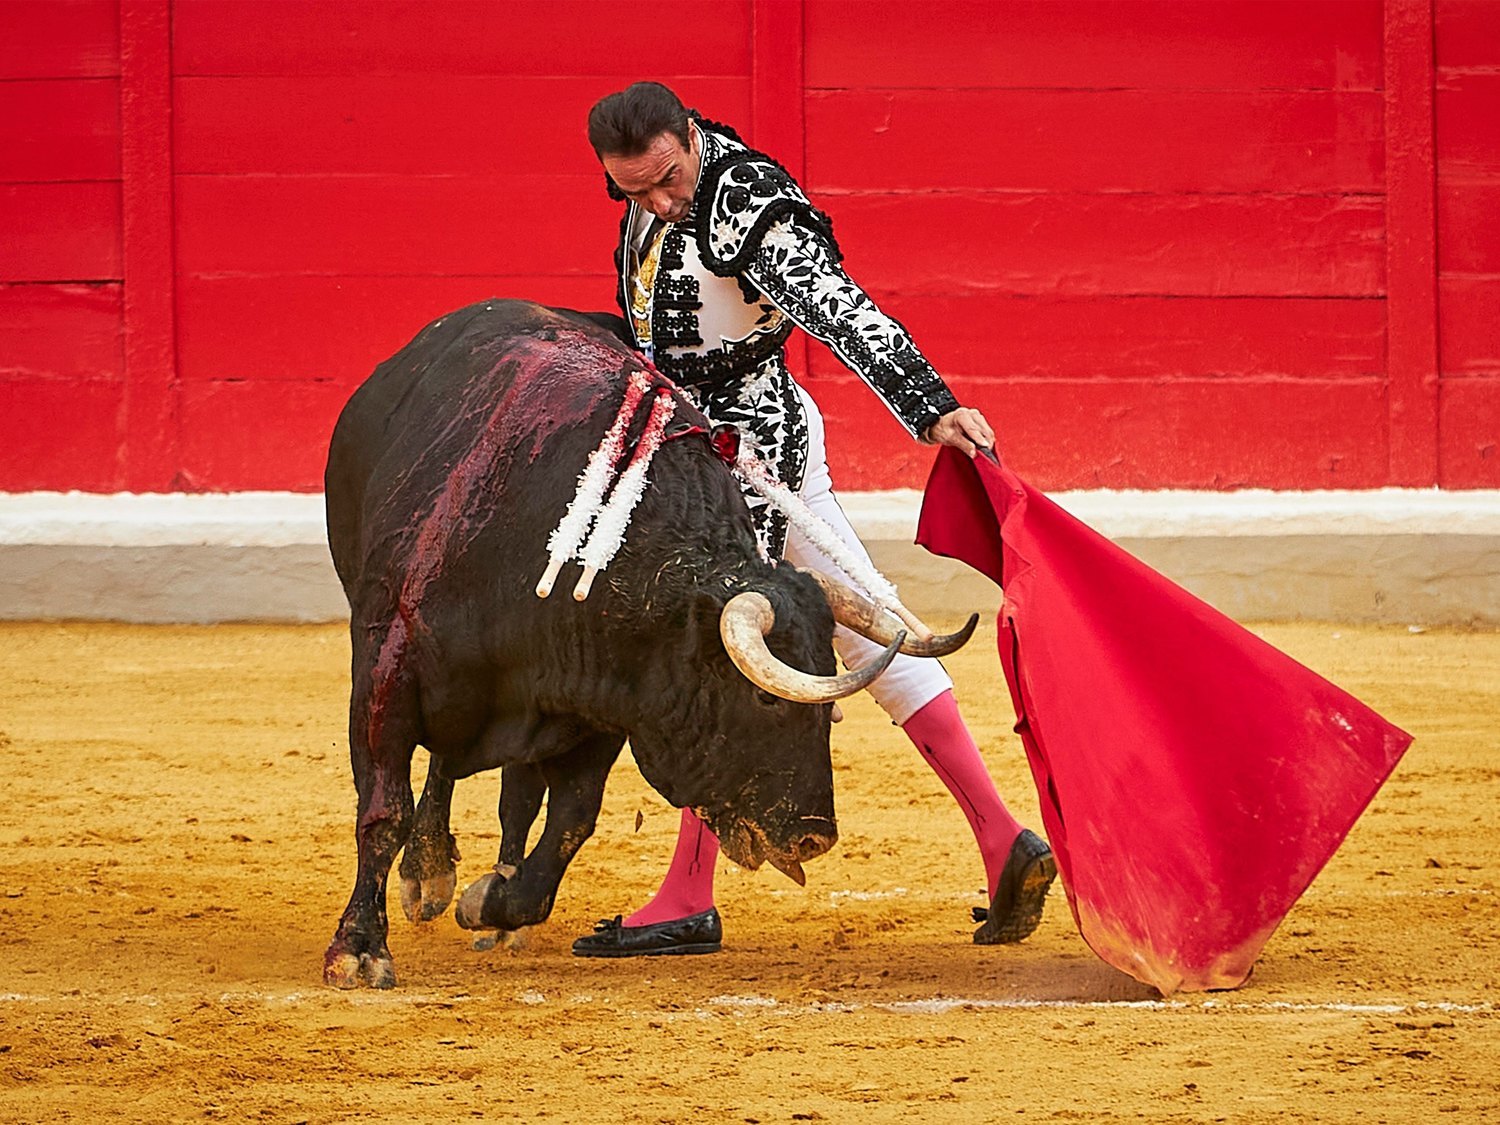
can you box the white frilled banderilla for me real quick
[534,372,936,643]
[534,366,660,600]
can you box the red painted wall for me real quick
[1436,0,1500,486]
[2,0,1496,492]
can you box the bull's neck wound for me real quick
[365,323,647,737]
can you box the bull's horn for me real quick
[801,570,978,658]
[719,592,903,703]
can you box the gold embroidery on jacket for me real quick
[628,223,668,349]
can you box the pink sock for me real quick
[624,806,720,926]
[902,690,1025,899]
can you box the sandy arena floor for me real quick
[0,618,1497,1122]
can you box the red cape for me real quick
[916,449,1413,994]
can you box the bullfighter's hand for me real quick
[924,407,995,458]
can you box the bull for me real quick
[321,299,979,989]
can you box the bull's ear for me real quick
[690,580,748,647]
[690,580,736,625]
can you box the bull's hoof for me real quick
[455,864,517,931]
[399,868,458,924]
[398,834,460,924]
[471,926,531,953]
[323,926,398,989]
[324,952,362,989]
[322,945,397,990]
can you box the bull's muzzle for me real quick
[717,814,837,887]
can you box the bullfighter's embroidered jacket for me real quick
[611,115,960,557]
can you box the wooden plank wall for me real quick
[1436,0,1500,486]
[803,0,1390,488]
[169,0,752,488]
[0,0,1495,492]
[0,0,124,491]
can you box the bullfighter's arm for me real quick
[741,217,960,441]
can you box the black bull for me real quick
[321,300,905,989]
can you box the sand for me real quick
[1,619,1496,1122]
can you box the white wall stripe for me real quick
[3,489,1498,624]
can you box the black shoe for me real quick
[571,907,723,958]
[972,829,1056,945]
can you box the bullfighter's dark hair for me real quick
[587,81,691,158]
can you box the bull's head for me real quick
[711,575,976,883]
[627,558,976,887]
[590,389,977,888]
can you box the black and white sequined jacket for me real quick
[611,116,959,557]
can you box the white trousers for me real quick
[782,384,953,726]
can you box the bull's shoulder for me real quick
[373,299,626,367]
[345,300,629,411]
[326,297,643,567]
[548,307,634,348]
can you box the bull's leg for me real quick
[498,762,547,869]
[323,657,420,990]
[456,732,623,933]
[465,763,549,951]
[397,756,460,924]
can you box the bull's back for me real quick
[325,300,632,602]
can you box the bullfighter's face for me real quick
[601,123,701,224]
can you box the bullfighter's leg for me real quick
[785,484,1052,941]
[787,382,1054,943]
[618,807,720,928]
[900,691,1054,943]
[397,755,460,924]
[323,651,420,989]
[455,731,623,933]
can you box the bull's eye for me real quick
[755,690,781,708]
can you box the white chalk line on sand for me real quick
[677,996,1495,1020]
[1324,887,1495,898]
[766,887,914,901]
[766,886,1497,903]
[2,990,1492,1020]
